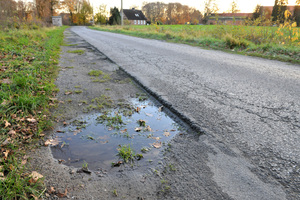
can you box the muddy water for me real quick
[51,99,183,171]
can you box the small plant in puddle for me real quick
[67,50,85,55]
[136,93,148,101]
[91,95,113,109]
[117,144,136,163]
[96,112,124,130]
[82,161,88,169]
[138,119,146,126]
[169,164,176,171]
[88,70,103,76]
[136,154,144,160]
[141,147,150,153]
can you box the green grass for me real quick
[117,144,136,163]
[90,25,300,64]
[0,26,67,198]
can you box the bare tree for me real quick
[203,0,219,24]
[229,0,240,13]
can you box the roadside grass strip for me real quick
[0,26,67,199]
[91,24,300,64]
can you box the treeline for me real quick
[142,2,203,25]
[0,0,94,29]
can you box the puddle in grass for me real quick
[51,98,183,171]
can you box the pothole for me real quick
[51,97,185,171]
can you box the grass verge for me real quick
[90,25,300,64]
[0,26,67,199]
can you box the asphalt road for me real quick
[71,26,300,199]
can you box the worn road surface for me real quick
[71,26,300,199]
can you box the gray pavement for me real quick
[71,26,300,199]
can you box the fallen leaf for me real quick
[1,99,8,106]
[44,138,60,146]
[49,98,57,102]
[108,127,113,131]
[1,79,12,84]
[170,129,176,132]
[120,129,127,133]
[64,91,72,95]
[151,137,160,140]
[158,106,163,112]
[112,161,123,167]
[98,135,109,140]
[141,105,147,108]
[0,172,4,177]
[153,141,162,149]
[4,120,10,128]
[163,132,170,137]
[145,125,152,132]
[100,140,108,144]
[73,129,81,135]
[29,171,43,183]
[63,122,68,126]
[2,138,11,146]
[135,127,142,132]
[56,130,65,133]
[145,113,153,117]
[26,118,37,123]
[57,188,68,198]
[3,150,9,160]
[49,186,55,194]
[8,130,16,136]
[30,194,39,200]
[61,143,65,148]
[136,107,141,112]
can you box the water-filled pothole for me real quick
[51,98,184,171]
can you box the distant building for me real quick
[208,13,253,25]
[122,8,147,25]
[52,16,62,26]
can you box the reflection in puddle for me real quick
[51,99,183,170]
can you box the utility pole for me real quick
[121,0,124,26]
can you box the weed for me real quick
[112,189,118,197]
[82,161,88,169]
[96,112,124,130]
[105,88,111,91]
[66,66,74,69]
[141,147,149,153]
[91,95,113,110]
[88,70,103,76]
[67,50,85,55]
[117,144,136,163]
[169,164,176,171]
[74,90,83,94]
[136,154,144,160]
[79,100,88,104]
[136,93,148,101]
[74,86,81,88]
[66,99,72,103]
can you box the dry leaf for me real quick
[49,98,57,102]
[26,118,37,123]
[170,129,176,132]
[120,129,127,133]
[29,171,43,183]
[57,188,68,198]
[0,172,4,177]
[3,150,9,160]
[1,99,8,106]
[145,113,153,117]
[145,125,152,132]
[44,138,60,146]
[135,127,142,132]
[61,143,65,148]
[136,107,141,112]
[73,129,81,135]
[153,141,162,149]
[158,106,163,112]
[2,138,11,146]
[100,140,109,144]
[8,130,16,135]
[163,132,170,137]
[30,194,39,200]
[4,120,10,128]
[21,159,27,165]
[151,137,160,140]
[49,186,55,194]
[63,122,68,126]
[64,91,72,95]
[1,79,12,84]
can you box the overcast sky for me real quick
[90,0,298,13]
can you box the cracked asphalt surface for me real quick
[70,26,300,199]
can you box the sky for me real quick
[90,0,298,13]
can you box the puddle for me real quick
[51,98,183,171]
